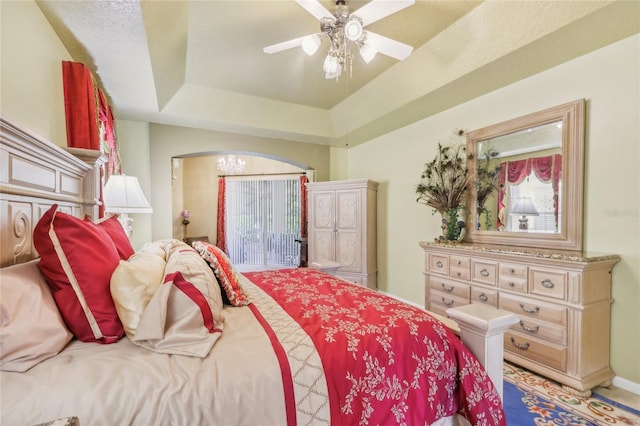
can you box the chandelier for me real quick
[217,155,246,175]
[263,0,414,81]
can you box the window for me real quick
[508,172,562,232]
[224,177,301,267]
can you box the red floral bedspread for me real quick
[244,268,506,426]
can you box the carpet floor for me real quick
[503,362,640,425]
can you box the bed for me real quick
[0,118,506,426]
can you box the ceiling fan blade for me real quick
[263,36,308,54]
[365,31,413,61]
[295,0,335,22]
[352,0,415,26]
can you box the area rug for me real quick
[503,362,640,425]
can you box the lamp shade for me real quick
[103,175,153,214]
[511,197,539,216]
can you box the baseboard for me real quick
[612,376,640,396]
[380,291,640,397]
[379,290,423,309]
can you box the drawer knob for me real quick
[519,303,540,314]
[508,282,515,287]
[441,297,454,306]
[478,293,488,302]
[510,337,530,350]
[480,268,490,277]
[456,272,461,277]
[436,261,444,268]
[519,321,540,333]
[510,268,515,274]
[541,278,555,289]
[441,283,454,292]
[457,260,461,265]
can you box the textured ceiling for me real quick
[35,0,639,147]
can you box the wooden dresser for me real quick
[420,241,619,396]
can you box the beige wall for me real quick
[0,1,70,146]
[348,34,640,385]
[116,120,153,251]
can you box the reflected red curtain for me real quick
[531,154,562,227]
[299,175,309,238]
[497,155,562,229]
[497,159,531,229]
[62,61,100,150]
[216,177,227,253]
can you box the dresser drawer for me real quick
[429,254,449,275]
[530,268,567,300]
[499,293,567,326]
[511,317,567,346]
[499,263,528,293]
[471,287,498,307]
[505,332,567,372]
[471,260,498,286]
[428,276,470,300]
[449,255,471,280]
[429,290,470,315]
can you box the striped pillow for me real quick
[33,204,124,343]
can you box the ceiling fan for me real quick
[263,0,415,80]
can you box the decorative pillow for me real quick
[90,215,135,260]
[110,244,167,337]
[192,241,250,306]
[131,240,225,357]
[33,204,124,343]
[0,259,73,372]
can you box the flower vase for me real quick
[439,207,465,242]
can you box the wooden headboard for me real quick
[0,117,104,267]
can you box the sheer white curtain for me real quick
[225,176,301,267]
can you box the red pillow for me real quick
[192,241,249,306]
[91,215,134,260]
[33,204,124,343]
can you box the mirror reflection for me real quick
[465,99,585,252]
[475,120,563,233]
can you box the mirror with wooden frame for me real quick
[465,99,585,251]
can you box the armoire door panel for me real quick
[313,192,335,229]
[336,190,359,230]
[336,231,360,271]
[311,230,335,262]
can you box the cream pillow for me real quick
[0,259,72,372]
[110,246,166,337]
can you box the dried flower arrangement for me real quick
[415,143,471,241]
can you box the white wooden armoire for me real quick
[306,179,378,289]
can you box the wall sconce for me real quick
[103,174,153,238]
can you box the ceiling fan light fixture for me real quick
[323,54,340,74]
[264,0,416,81]
[359,43,377,64]
[344,18,363,41]
[302,34,321,55]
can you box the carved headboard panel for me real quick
[0,118,104,267]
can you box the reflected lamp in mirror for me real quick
[511,197,539,231]
[103,175,153,238]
